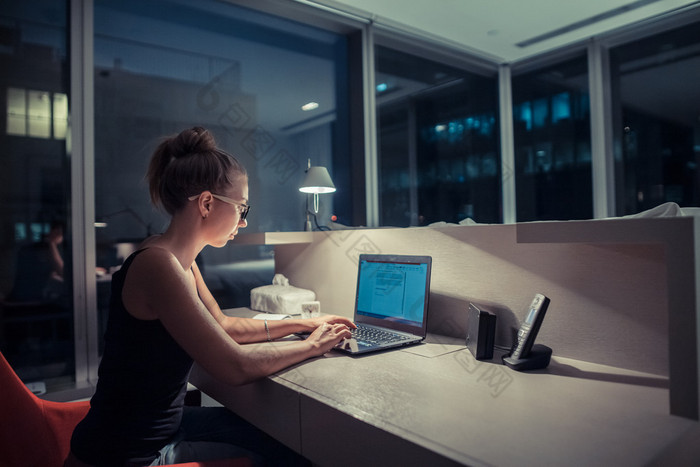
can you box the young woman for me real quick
[68,127,354,466]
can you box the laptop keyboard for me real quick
[351,325,411,346]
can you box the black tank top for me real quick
[71,249,194,465]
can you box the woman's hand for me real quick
[305,321,353,355]
[307,314,356,331]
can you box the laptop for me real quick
[335,254,432,355]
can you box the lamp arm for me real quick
[304,209,331,231]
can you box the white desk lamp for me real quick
[299,159,336,231]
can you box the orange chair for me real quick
[0,351,251,467]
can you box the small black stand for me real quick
[502,344,552,371]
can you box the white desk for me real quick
[190,308,700,467]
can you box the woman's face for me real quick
[207,175,249,247]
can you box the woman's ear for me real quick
[197,191,214,219]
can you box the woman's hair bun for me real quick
[148,126,246,215]
[170,126,217,158]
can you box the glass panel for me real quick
[512,55,592,221]
[53,92,68,139]
[376,46,500,226]
[610,21,700,214]
[93,0,350,347]
[0,0,74,392]
[27,89,51,138]
[6,87,26,136]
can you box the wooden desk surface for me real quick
[190,308,700,466]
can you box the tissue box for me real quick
[250,284,316,315]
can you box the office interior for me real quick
[1,0,700,464]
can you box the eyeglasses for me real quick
[188,193,251,220]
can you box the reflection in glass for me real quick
[6,87,26,135]
[28,90,51,139]
[610,21,700,214]
[512,55,592,221]
[0,0,74,392]
[376,46,500,226]
[53,92,68,139]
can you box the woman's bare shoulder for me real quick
[122,247,194,319]
[124,247,191,293]
[130,246,179,269]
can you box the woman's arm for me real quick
[191,261,355,343]
[122,249,352,386]
[224,315,356,343]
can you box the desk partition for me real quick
[270,217,699,419]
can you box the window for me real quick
[6,87,68,139]
[512,55,592,221]
[93,0,351,345]
[0,0,73,391]
[375,46,500,226]
[610,21,700,214]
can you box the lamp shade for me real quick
[299,166,336,194]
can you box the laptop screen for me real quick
[355,254,432,335]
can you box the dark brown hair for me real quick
[146,127,247,215]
